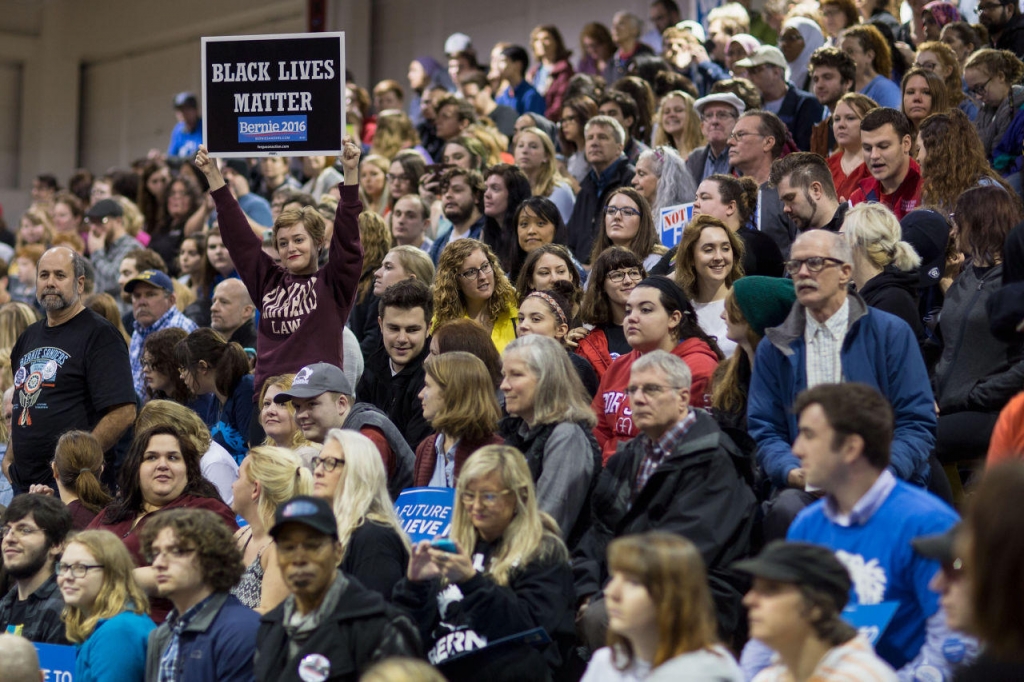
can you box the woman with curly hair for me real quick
[370,110,425,162]
[969,50,1024,175]
[558,96,599,184]
[358,153,391,215]
[141,327,217,424]
[914,40,977,120]
[672,215,745,358]
[433,238,519,353]
[589,187,668,271]
[631,146,697,218]
[841,24,901,109]
[350,210,392,356]
[652,91,705,158]
[901,67,950,134]
[513,127,575,224]
[917,109,1011,217]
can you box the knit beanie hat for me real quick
[732,276,797,337]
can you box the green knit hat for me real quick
[732,276,797,337]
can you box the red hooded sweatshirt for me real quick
[591,337,720,463]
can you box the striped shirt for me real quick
[804,298,849,388]
[752,635,898,681]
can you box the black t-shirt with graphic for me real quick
[10,308,136,488]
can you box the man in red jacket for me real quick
[848,108,922,220]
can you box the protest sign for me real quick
[842,601,899,646]
[35,642,76,682]
[394,487,455,543]
[659,202,694,248]
[202,32,345,157]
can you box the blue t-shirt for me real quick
[861,74,902,109]
[788,480,959,670]
[212,374,255,463]
[167,121,203,158]
[76,610,155,682]
[495,81,546,116]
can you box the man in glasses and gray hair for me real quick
[747,227,937,541]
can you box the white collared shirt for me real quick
[804,297,849,387]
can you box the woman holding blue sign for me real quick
[194,137,363,399]
[58,529,156,682]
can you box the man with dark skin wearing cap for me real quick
[254,496,419,681]
[275,363,415,499]
[86,198,142,298]
[736,541,897,681]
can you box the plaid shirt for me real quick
[158,594,215,682]
[0,573,68,644]
[805,298,849,388]
[634,410,698,495]
[130,306,198,400]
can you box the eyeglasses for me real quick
[978,2,1007,11]
[604,206,641,218]
[312,456,345,472]
[728,130,765,142]
[941,557,965,581]
[458,261,493,280]
[277,537,333,558]
[626,383,683,397]
[968,77,992,99]
[606,268,643,283]
[700,110,738,122]
[146,545,195,562]
[784,256,846,275]
[142,358,155,371]
[55,562,103,579]
[460,489,512,506]
[386,173,410,182]
[0,524,43,540]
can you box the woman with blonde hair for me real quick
[914,40,976,119]
[258,374,320,467]
[15,207,54,250]
[394,445,576,680]
[414,351,503,487]
[373,245,435,297]
[964,48,1024,167]
[433,238,519,353]
[513,127,576,223]
[58,530,155,682]
[652,91,704,159]
[359,153,392,215]
[0,301,40,354]
[135,399,239,504]
[844,203,926,338]
[371,110,424,161]
[672,214,745,358]
[42,431,113,530]
[231,445,313,611]
[311,428,410,599]
[581,532,741,681]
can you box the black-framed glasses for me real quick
[625,383,683,397]
[977,1,1008,11]
[386,173,410,182]
[458,261,493,280]
[606,268,643,283]
[968,77,992,99]
[784,256,845,275]
[604,206,641,218]
[312,456,345,472]
[55,562,104,579]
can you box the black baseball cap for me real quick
[911,524,960,565]
[173,92,198,109]
[273,362,353,402]
[900,209,949,288]
[85,198,124,221]
[270,495,338,539]
[733,541,852,611]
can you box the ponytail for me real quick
[54,431,113,514]
[175,328,251,399]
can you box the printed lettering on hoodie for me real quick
[262,277,319,335]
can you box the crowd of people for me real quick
[1,0,1024,679]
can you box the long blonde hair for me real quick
[244,446,313,530]
[61,530,149,643]
[653,91,704,158]
[516,127,569,199]
[451,445,567,586]
[323,429,410,557]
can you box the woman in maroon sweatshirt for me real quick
[194,139,363,394]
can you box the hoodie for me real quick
[858,265,926,345]
[591,337,720,462]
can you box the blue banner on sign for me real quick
[659,203,694,248]
[35,642,77,681]
[842,601,899,646]
[238,116,308,143]
[394,487,455,544]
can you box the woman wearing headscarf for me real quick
[780,17,826,91]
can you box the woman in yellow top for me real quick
[433,238,519,352]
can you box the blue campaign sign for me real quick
[659,203,694,248]
[394,487,455,544]
[35,642,76,681]
[842,601,899,646]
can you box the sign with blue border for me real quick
[659,202,694,248]
[394,487,455,544]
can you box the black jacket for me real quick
[566,157,635,263]
[995,11,1024,60]
[350,290,382,359]
[227,318,258,350]
[859,266,926,345]
[778,84,826,152]
[356,342,433,450]
[572,409,756,636]
[255,573,420,682]
[341,521,410,601]
[392,535,577,675]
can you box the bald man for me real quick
[210,278,257,349]
[0,634,43,682]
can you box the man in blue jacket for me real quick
[143,509,259,682]
[747,229,936,539]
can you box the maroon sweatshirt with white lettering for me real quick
[212,182,363,396]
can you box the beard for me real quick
[443,201,475,225]
[37,289,76,312]
[5,543,52,581]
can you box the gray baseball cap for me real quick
[273,362,353,402]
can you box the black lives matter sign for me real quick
[201,32,345,157]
